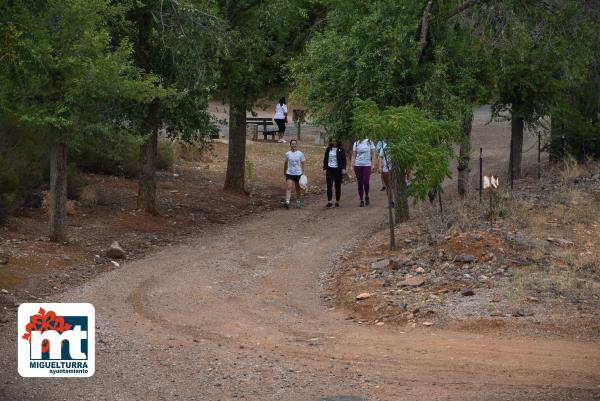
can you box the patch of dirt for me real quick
[0,140,326,313]
[328,164,600,339]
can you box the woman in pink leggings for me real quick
[351,139,378,207]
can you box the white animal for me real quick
[483,175,499,189]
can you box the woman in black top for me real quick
[322,140,347,208]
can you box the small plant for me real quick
[157,139,175,170]
[79,184,98,208]
[245,159,255,184]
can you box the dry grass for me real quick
[79,184,98,208]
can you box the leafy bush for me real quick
[0,120,50,206]
[0,155,20,220]
[156,139,175,170]
[67,163,87,200]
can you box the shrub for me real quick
[156,139,175,170]
[79,184,98,208]
[67,163,87,200]
[0,155,20,220]
[0,120,50,206]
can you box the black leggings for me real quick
[274,118,286,133]
[326,168,343,202]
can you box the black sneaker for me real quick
[326,202,333,208]
[359,200,364,207]
[365,196,370,206]
[335,202,339,207]
[380,186,386,191]
[284,202,290,209]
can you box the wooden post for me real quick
[489,190,493,227]
[297,121,301,141]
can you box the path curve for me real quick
[1,110,598,401]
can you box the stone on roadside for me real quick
[94,255,105,264]
[461,288,475,296]
[0,254,8,265]
[454,254,475,263]
[1,289,8,294]
[415,267,425,274]
[422,321,434,326]
[356,292,372,300]
[106,241,125,259]
[371,259,389,270]
[111,260,120,267]
[399,275,425,287]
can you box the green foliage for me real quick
[122,0,224,142]
[290,0,493,141]
[156,139,175,170]
[478,1,591,127]
[548,4,600,161]
[75,134,174,177]
[352,99,461,201]
[0,0,159,142]
[0,120,50,205]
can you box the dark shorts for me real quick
[285,174,301,182]
[275,118,286,133]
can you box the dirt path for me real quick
[1,111,599,401]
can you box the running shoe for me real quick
[284,201,290,209]
[365,196,370,206]
[335,202,340,207]
[296,199,301,208]
[326,202,333,208]
[359,200,364,207]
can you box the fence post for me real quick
[479,147,483,203]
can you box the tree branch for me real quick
[448,0,493,19]
[416,0,433,62]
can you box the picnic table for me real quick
[246,117,278,141]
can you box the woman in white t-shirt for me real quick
[378,141,393,204]
[274,97,288,142]
[283,139,306,209]
[351,138,377,207]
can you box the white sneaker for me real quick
[277,139,286,143]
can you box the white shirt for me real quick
[274,103,288,120]
[285,150,305,175]
[327,147,338,168]
[353,140,375,166]
[379,145,391,173]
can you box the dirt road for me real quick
[1,110,599,401]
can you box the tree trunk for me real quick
[393,167,410,222]
[224,101,248,194]
[49,139,68,242]
[137,100,160,215]
[457,113,473,197]
[509,115,524,179]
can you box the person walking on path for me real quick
[283,139,305,209]
[378,140,393,204]
[323,139,347,208]
[351,138,377,207]
[274,97,288,142]
[376,140,387,191]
